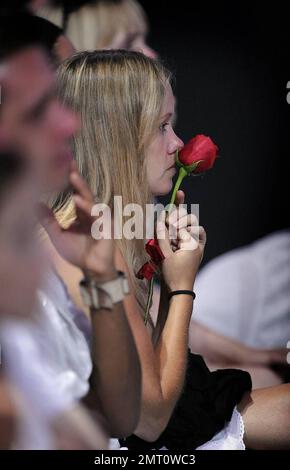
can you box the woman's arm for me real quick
[189,320,290,367]
[52,403,109,450]
[115,210,206,442]
[50,243,141,438]
[115,260,193,441]
[0,377,15,449]
[85,292,142,438]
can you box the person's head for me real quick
[57,50,183,201]
[0,3,75,63]
[56,50,183,313]
[0,152,44,318]
[38,0,157,57]
[29,15,76,64]
[0,14,78,193]
[30,15,76,64]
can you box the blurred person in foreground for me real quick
[188,231,290,389]
[0,151,108,449]
[0,12,141,448]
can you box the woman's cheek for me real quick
[158,172,174,196]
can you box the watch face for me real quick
[122,278,130,295]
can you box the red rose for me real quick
[139,133,219,324]
[138,133,218,324]
[136,238,165,280]
[177,134,218,174]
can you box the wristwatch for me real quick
[79,271,130,311]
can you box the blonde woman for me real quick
[52,50,290,450]
[38,0,157,57]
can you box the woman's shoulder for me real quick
[43,237,87,315]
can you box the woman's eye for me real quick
[159,122,169,133]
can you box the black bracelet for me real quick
[168,290,196,301]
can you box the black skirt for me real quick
[119,350,252,450]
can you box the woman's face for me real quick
[146,85,184,196]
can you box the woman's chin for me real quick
[162,180,173,196]
[150,178,173,197]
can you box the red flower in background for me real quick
[136,238,165,280]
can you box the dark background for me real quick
[140,0,290,265]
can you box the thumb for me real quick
[175,190,185,207]
[36,203,62,243]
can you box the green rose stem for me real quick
[143,169,186,326]
[168,166,188,210]
[144,272,155,326]
[144,151,203,325]
[143,155,202,325]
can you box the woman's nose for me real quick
[169,133,184,154]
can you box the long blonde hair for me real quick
[38,0,147,52]
[56,50,171,317]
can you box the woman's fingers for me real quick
[176,225,207,251]
[69,169,96,227]
[178,227,199,250]
[156,215,173,258]
[172,213,198,230]
[167,214,199,250]
[73,195,93,217]
[174,190,185,207]
[167,206,188,227]
[70,170,93,203]
[186,225,207,245]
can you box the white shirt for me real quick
[35,268,92,400]
[0,268,93,449]
[192,230,290,348]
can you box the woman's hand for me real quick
[157,191,206,292]
[253,347,290,367]
[38,162,116,281]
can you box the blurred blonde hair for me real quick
[38,0,148,51]
[56,50,171,319]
